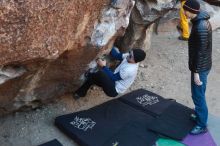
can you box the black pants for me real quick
[75,71,118,97]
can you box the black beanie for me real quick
[132,49,146,63]
[183,0,200,14]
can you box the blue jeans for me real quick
[191,70,210,127]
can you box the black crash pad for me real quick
[148,102,195,140]
[38,139,63,146]
[119,89,175,117]
[102,121,157,146]
[55,99,158,146]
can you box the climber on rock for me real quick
[72,46,146,99]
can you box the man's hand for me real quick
[99,48,109,55]
[96,58,106,67]
[194,73,203,86]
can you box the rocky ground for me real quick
[0,30,220,146]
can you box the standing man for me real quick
[73,47,146,99]
[183,0,212,135]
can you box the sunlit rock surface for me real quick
[0,0,184,115]
[0,0,136,115]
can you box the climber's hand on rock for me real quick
[100,48,109,55]
[96,58,106,67]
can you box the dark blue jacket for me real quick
[101,47,123,81]
[189,11,212,72]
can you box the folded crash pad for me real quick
[118,89,194,140]
[182,131,217,146]
[38,139,63,146]
[148,102,195,140]
[119,89,175,117]
[55,99,158,146]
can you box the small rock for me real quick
[139,63,145,68]
[3,134,9,138]
[91,86,98,90]
[62,108,66,111]
[140,72,145,80]
[15,112,20,116]
[25,114,29,119]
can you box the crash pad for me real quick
[55,99,158,146]
[119,89,175,117]
[182,131,217,146]
[157,138,186,146]
[148,102,195,140]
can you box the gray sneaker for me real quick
[190,125,208,135]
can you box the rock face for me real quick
[0,0,136,115]
[117,0,176,51]
[0,0,176,115]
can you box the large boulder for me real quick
[0,0,135,115]
[0,0,177,115]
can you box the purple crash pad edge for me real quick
[182,131,217,146]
